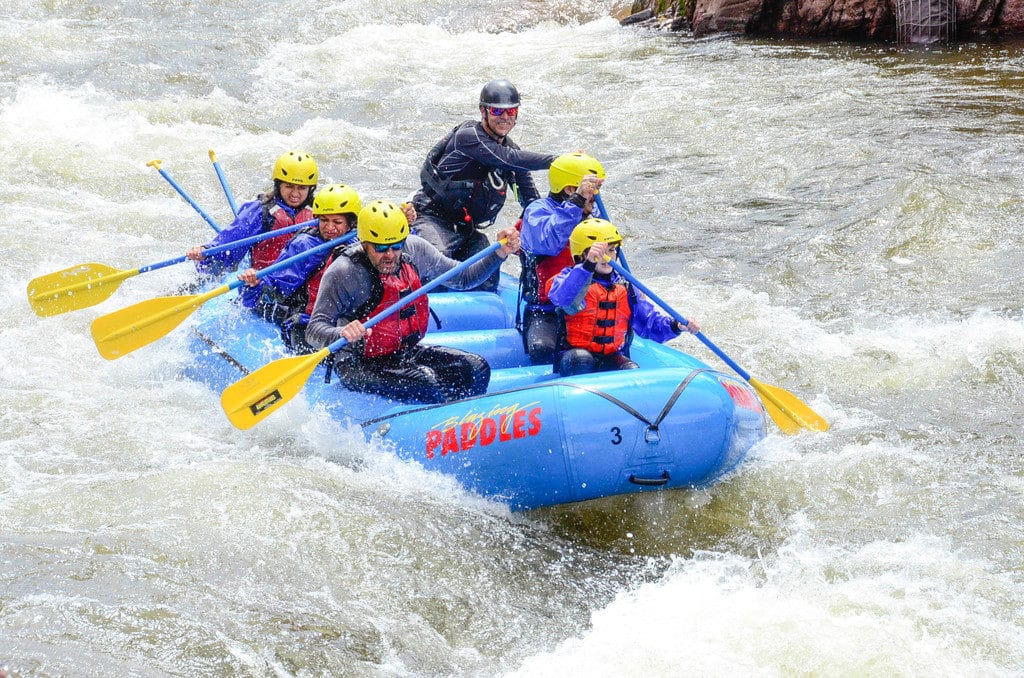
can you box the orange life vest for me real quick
[251,204,314,270]
[563,280,632,354]
[360,260,430,358]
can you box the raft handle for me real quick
[629,471,670,487]
[644,426,660,444]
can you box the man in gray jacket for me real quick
[306,199,520,403]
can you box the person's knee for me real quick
[460,353,490,396]
[555,349,595,377]
[462,351,489,375]
[526,334,556,365]
[524,316,557,364]
[422,347,489,400]
[615,354,639,370]
[404,365,448,403]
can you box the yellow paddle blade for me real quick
[757,389,803,435]
[27,263,137,317]
[749,377,829,434]
[90,285,228,360]
[221,349,330,430]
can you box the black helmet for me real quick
[479,79,520,107]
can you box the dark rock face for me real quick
[621,0,1024,41]
[691,0,768,36]
[756,0,897,41]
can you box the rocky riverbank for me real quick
[619,0,1024,42]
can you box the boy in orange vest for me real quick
[546,219,700,377]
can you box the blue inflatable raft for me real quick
[184,275,767,510]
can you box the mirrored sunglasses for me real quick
[372,241,405,253]
[487,106,519,117]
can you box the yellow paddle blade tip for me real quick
[748,377,829,434]
[220,350,330,430]
[26,263,129,317]
[89,292,210,360]
[222,385,288,430]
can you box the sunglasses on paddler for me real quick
[486,106,518,117]
[372,241,406,253]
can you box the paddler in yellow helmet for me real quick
[546,218,700,377]
[185,150,318,277]
[519,151,606,365]
[305,200,521,403]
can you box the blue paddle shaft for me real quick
[593,194,631,273]
[134,220,317,275]
[212,159,239,217]
[223,230,358,292]
[155,167,223,233]
[326,241,504,354]
[607,259,752,382]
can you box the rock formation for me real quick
[619,0,1024,42]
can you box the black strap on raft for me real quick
[193,329,250,375]
[513,217,526,333]
[360,367,713,455]
[562,369,710,443]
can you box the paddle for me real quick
[91,230,356,360]
[209,149,239,217]
[26,220,315,317]
[147,159,223,232]
[594,194,632,272]
[607,259,828,434]
[221,240,506,430]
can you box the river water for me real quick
[2,1,1024,675]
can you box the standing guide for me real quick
[411,79,560,292]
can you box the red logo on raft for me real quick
[425,402,543,460]
[720,380,762,412]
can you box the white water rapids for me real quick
[2,2,1024,675]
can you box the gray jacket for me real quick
[305,234,504,349]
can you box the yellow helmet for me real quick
[312,183,361,216]
[272,151,318,186]
[357,200,409,245]
[548,152,605,195]
[569,218,622,258]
